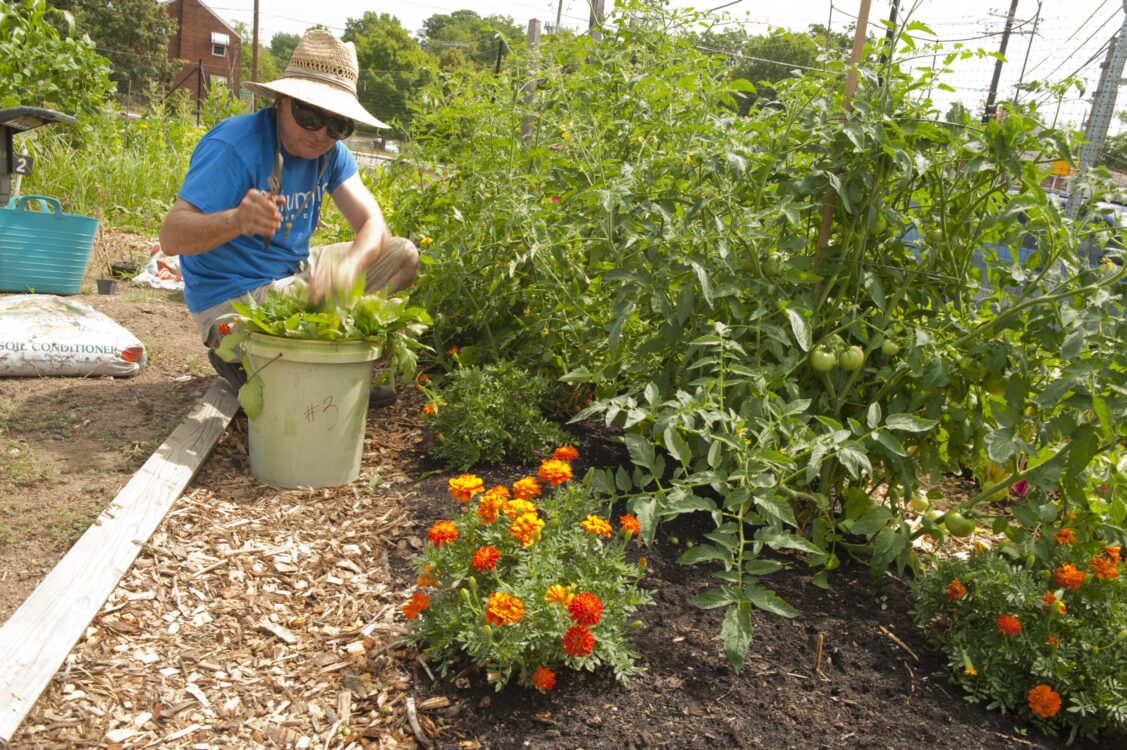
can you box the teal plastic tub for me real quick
[0,195,98,295]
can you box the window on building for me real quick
[211,75,228,88]
[211,32,229,58]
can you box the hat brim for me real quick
[243,78,389,130]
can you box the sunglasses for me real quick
[289,99,354,140]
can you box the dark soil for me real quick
[394,427,1121,750]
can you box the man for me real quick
[159,29,418,404]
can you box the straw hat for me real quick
[243,29,388,130]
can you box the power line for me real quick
[1022,0,1114,77]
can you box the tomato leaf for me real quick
[720,604,754,673]
[745,583,798,619]
[884,413,937,432]
[784,308,811,352]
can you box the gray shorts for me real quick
[191,237,417,347]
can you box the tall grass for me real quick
[20,88,244,234]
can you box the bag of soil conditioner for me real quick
[0,295,146,377]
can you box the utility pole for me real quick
[982,0,1021,123]
[589,0,605,43]
[1067,2,1127,219]
[556,0,564,33]
[251,0,260,90]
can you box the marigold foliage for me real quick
[913,529,1127,740]
[406,467,652,692]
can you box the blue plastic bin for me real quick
[0,195,98,295]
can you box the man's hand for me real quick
[236,188,285,240]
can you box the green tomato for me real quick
[908,493,930,513]
[983,372,1006,396]
[809,347,837,373]
[839,346,865,371]
[881,339,900,356]
[927,228,945,245]
[944,511,976,538]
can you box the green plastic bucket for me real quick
[0,195,98,295]
[244,333,381,489]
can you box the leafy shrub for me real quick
[0,0,113,120]
[404,456,652,691]
[420,360,568,470]
[913,516,1127,741]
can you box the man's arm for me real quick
[307,173,394,298]
[158,191,284,257]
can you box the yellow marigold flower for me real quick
[964,665,977,676]
[580,514,613,538]
[538,458,573,487]
[503,498,538,520]
[485,592,524,626]
[477,485,509,524]
[509,512,544,547]
[448,474,485,503]
[512,476,542,501]
[1042,591,1067,615]
[544,584,576,606]
[1052,528,1077,546]
[420,236,434,247]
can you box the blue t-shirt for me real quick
[177,108,358,312]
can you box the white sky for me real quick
[204,1,1127,130]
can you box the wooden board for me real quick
[0,380,239,745]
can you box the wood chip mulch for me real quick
[14,403,447,750]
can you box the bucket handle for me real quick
[6,194,63,214]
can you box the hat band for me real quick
[283,68,357,97]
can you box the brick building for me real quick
[163,0,241,100]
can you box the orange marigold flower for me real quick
[512,476,542,501]
[619,513,642,537]
[1042,591,1067,615]
[503,498,538,520]
[580,515,613,538]
[509,512,544,547]
[553,445,580,462]
[531,666,557,692]
[417,566,438,588]
[1053,563,1085,591]
[477,486,509,524]
[1027,684,1062,719]
[562,625,596,658]
[472,546,501,572]
[217,321,232,336]
[946,579,967,602]
[1104,545,1121,564]
[996,614,1022,637]
[1047,635,1060,647]
[567,592,604,626]
[544,584,575,606]
[421,402,437,417]
[448,474,485,503]
[402,592,429,620]
[485,592,524,626]
[1089,554,1120,581]
[1052,528,1077,546]
[538,458,573,487]
[417,373,429,384]
[447,346,459,355]
[427,520,459,546]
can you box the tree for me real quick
[420,10,524,72]
[1,0,113,119]
[341,12,434,136]
[696,25,853,114]
[49,0,177,98]
[233,21,280,87]
[270,32,299,66]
